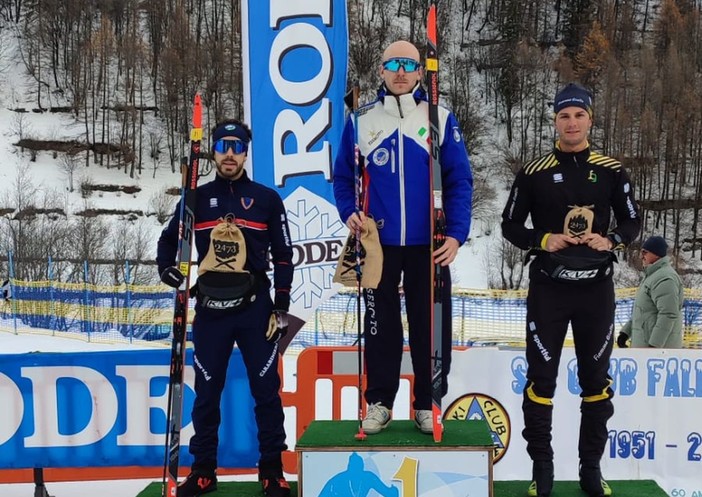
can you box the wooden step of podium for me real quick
[296,419,495,496]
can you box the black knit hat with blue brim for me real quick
[642,236,668,257]
[553,83,594,116]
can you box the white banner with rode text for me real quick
[444,347,702,496]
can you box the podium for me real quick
[296,419,495,497]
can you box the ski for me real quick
[162,93,202,497]
[426,0,446,443]
[344,82,369,441]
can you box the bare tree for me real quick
[149,190,176,224]
[0,166,72,280]
[486,236,527,290]
[66,204,110,284]
[469,174,496,227]
[347,0,399,92]
[60,153,80,192]
[111,219,157,285]
[10,111,32,142]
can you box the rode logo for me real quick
[0,364,195,450]
[245,1,348,319]
[291,240,343,267]
[283,188,346,310]
[268,3,338,186]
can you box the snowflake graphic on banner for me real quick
[283,187,347,316]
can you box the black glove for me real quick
[266,310,289,343]
[274,291,290,313]
[617,332,629,348]
[160,266,185,289]
[189,282,198,298]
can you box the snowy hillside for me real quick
[0,26,499,289]
[2,0,696,290]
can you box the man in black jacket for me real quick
[501,83,641,497]
[157,120,293,497]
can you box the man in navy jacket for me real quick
[157,120,293,497]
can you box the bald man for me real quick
[381,41,422,96]
[333,40,473,435]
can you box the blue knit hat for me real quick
[642,236,668,257]
[553,83,593,116]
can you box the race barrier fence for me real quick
[2,279,702,349]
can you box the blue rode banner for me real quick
[242,1,349,323]
[0,350,257,469]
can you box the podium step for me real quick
[297,419,494,496]
[136,479,666,496]
[136,423,666,496]
[296,419,494,447]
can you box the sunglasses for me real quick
[382,57,421,73]
[213,138,248,155]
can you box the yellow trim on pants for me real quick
[526,384,553,406]
[583,379,614,403]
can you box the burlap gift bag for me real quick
[199,217,247,275]
[563,205,594,238]
[333,217,383,289]
[197,217,257,310]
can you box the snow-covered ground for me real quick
[1,478,155,497]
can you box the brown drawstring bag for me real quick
[333,217,383,289]
[197,216,258,311]
[199,217,247,275]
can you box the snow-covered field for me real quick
[1,477,155,497]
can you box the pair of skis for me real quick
[162,94,202,497]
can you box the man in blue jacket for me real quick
[157,120,293,497]
[333,40,473,435]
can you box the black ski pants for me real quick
[363,244,452,411]
[522,273,615,463]
[188,288,286,470]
